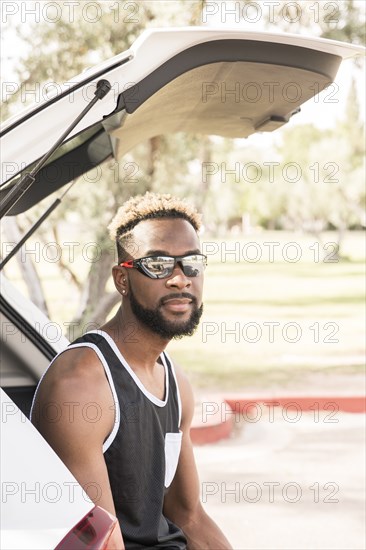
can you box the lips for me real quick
[161,297,192,313]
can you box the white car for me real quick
[1,387,118,550]
[0,27,364,549]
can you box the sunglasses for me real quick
[120,254,207,279]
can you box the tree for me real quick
[1,0,364,331]
[274,81,365,256]
[259,0,365,45]
[1,1,212,336]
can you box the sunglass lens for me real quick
[141,257,175,278]
[182,255,206,277]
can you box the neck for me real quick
[101,305,170,372]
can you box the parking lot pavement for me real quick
[194,407,366,550]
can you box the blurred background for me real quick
[1,2,365,548]
[1,0,364,395]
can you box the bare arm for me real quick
[32,347,125,549]
[163,366,232,549]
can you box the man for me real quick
[31,192,232,549]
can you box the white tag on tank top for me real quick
[164,431,183,487]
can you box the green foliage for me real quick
[259,0,365,45]
[2,1,211,330]
[273,86,365,237]
[4,1,151,114]
[2,0,365,331]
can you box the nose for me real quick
[165,264,192,290]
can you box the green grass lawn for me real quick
[6,230,365,391]
[167,232,365,390]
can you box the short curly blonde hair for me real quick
[108,192,202,261]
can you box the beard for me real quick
[128,286,203,340]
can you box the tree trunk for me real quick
[147,136,160,182]
[197,136,213,211]
[71,236,118,337]
[1,217,49,316]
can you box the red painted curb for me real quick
[191,415,234,445]
[190,395,366,445]
[190,400,234,445]
[225,396,366,414]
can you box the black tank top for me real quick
[69,330,187,549]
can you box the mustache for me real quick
[159,292,198,307]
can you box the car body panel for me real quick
[1,273,69,416]
[54,507,118,550]
[1,27,363,135]
[0,388,94,550]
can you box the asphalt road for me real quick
[194,407,365,550]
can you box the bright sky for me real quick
[1,0,365,131]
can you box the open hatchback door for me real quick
[1,27,364,215]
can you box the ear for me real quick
[112,265,128,297]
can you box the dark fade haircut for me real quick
[108,192,202,262]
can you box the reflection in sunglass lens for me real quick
[141,257,174,278]
[140,254,206,279]
[182,255,205,277]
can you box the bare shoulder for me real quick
[43,343,106,378]
[32,345,114,442]
[33,345,111,407]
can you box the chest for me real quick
[133,362,166,401]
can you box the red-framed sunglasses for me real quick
[120,254,207,279]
